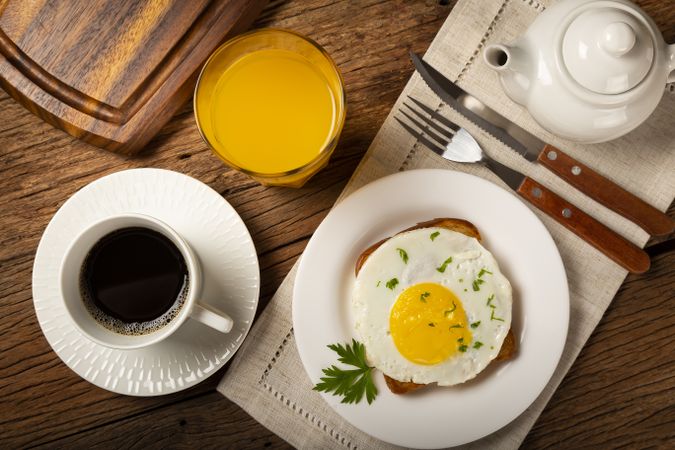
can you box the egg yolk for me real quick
[390,282,471,365]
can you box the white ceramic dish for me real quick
[293,169,569,448]
[483,0,675,143]
[32,168,260,396]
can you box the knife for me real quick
[397,97,650,274]
[411,52,674,237]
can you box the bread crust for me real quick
[355,218,516,394]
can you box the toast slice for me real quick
[355,218,517,394]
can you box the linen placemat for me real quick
[218,0,675,448]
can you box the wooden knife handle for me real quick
[537,145,674,237]
[517,177,650,274]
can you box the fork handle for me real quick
[517,177,650,274]
[537,145,674,237]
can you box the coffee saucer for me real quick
[32,168,260,396]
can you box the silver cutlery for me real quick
[396,97,650,274]
[411,52,674,238]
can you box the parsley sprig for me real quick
[313,340,378,405]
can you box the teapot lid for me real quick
[562,6,654,94]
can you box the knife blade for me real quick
[411,52,674,237]
[396,105,650,274]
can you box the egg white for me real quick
[352,227,513,386]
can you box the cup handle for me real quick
[191,303,233,333]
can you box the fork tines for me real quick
[395,96,460,156]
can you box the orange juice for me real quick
[194,29,345,187]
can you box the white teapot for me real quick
[483,0,674,143]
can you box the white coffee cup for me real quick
[60,213,233,350]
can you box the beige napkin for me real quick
[218,0,675,448]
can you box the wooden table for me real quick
[1,1,673,448]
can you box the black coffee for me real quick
[81,227,188,335]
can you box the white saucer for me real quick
[32,168,260,396]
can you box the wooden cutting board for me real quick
[0,0,267,154]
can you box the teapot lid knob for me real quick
[601,22,636,57]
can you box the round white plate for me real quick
[293,169,569,448]
[33,168,259,396]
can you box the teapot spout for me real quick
[483,44,530,105]
[484,44,515,71]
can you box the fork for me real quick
[396,96,650,274]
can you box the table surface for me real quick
[1,1,673,448]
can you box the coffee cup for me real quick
[60,213,233,350]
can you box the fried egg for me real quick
[352,227,512,386]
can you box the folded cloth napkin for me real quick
[218,0,675,448]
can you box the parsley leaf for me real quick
[486,294,495,306]
[430,231,440,241]
[385,278,399,290]
[478,268,493,278]
[472,268,492,291]
[472,278,484,291]
[376,281,381,287]
[444,301,457,317]
[428,322,436,327]
[490,309,505,322]
[473,341,484,349]
[470,321,481,329]
[449,324,463,329]
[420,291,430,302]
[458,345,468,352]
[436,257,453,273]
[313,339,378,405]
[396,248,409,264]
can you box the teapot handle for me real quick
[668,44,675,84]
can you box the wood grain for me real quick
[538,144,675,237]
[0,0,267,153]
[0,0,455,447]
[0,0,673,448]
[517,176,651,274]
[524,248,675,450]
[30,247,673,450]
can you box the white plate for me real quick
[293,169,569,448]
[32,168,259,396]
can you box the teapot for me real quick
[482,0,674,143]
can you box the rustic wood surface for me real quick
[0,0,266,153]
[0,0,673,448]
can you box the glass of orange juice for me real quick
[194,29,346,187]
